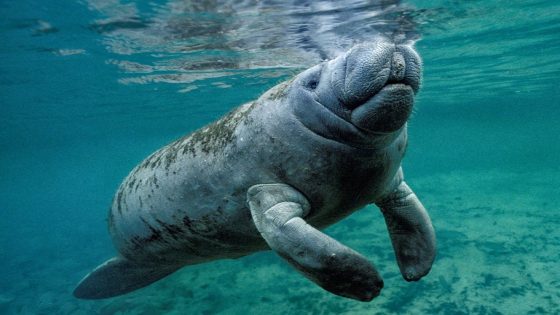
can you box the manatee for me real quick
[74,37,436,302]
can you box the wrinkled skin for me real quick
[74,37,435,302]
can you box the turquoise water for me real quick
[1,0,559,314]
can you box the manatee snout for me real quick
[331,38,422,133]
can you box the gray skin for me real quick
[74,37,436,302]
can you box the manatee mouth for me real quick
[350,83,414,133]
[331,40,421,133]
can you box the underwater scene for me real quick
[1,0,559,314]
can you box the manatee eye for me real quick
[306,79,318,90]
[301,65,322,91]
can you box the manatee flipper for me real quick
[376,181,436,281]
[247,184,383,302]
[73,257,180,299]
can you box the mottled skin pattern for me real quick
[74,38,436,301]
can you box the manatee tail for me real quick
[73,257,181,299]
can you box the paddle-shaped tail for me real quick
[73,257,180,299]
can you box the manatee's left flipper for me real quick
[248,184,383,302]
[376,181,436,281]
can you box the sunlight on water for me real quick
[85,0,420,91]
[0,0,559,314]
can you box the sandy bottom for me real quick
[2,168,559,314]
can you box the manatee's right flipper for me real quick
[376,181,436,282]
[73,257,180,299]
[247,184,383,302]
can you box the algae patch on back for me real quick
[117,78,290,199]
[265,80,292,101]
[180,102,256,156]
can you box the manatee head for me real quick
[289,37,422,148]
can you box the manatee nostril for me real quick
[396,44,422,93]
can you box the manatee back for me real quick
[107,102,270,263]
